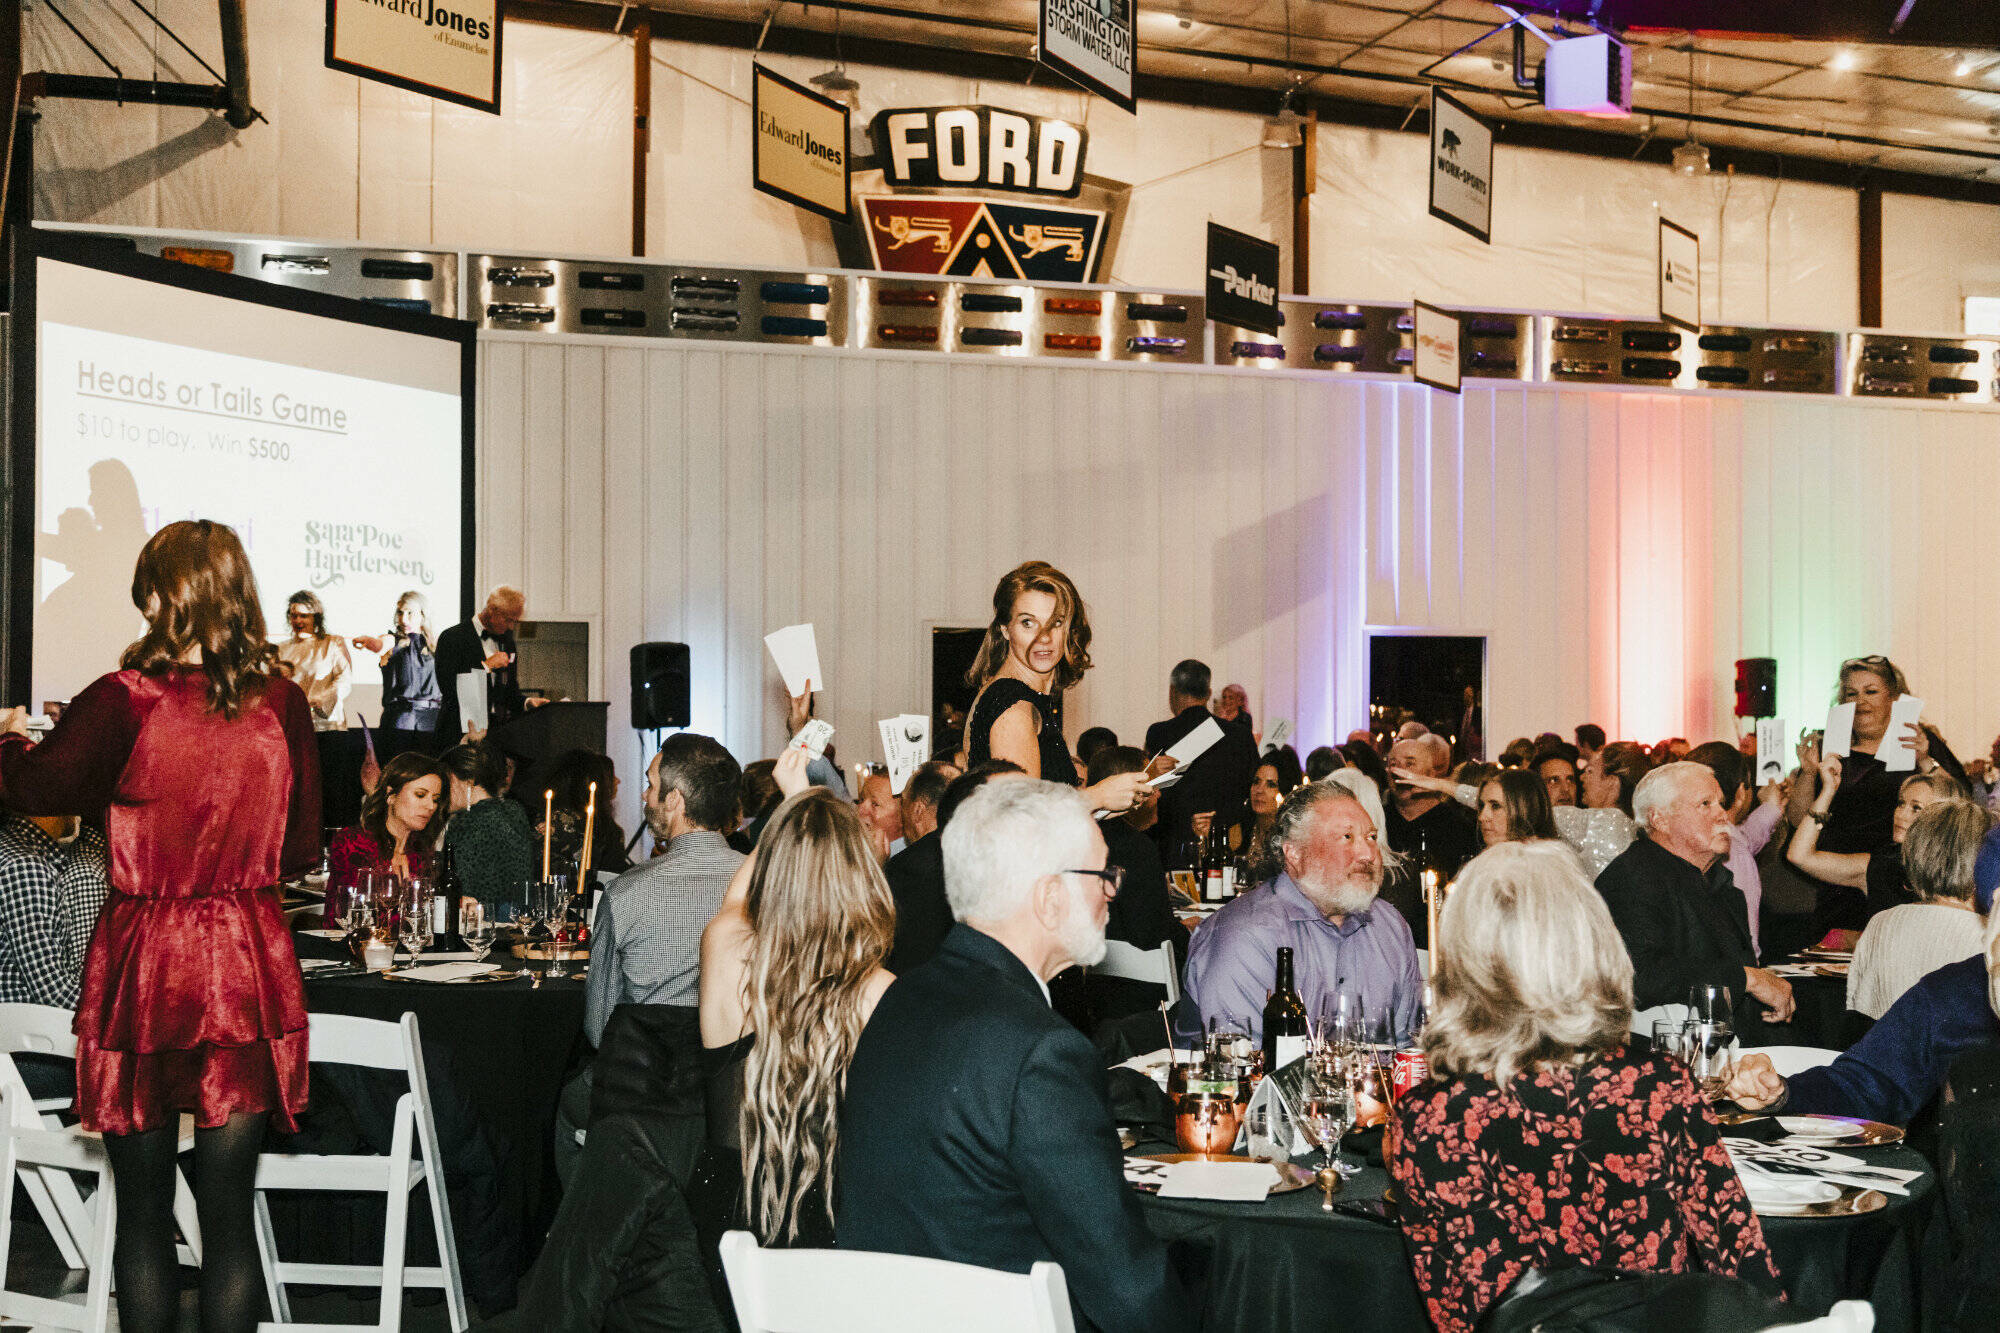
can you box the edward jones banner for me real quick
[325,0,501,114]
[753,65,852,222]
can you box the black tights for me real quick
[102,1111,269,1333]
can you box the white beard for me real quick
[1299,866,1381,918]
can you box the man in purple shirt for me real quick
[1183,784,1422,1044]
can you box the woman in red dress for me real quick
[0,520,320,1333]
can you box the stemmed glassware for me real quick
[1300,1056,1358,1179]
[533,879,569,980]
[397,881,434,967]
[461,900,495,965]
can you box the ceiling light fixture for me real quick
[1831,49,1858,72]
[1673,38,1709,175]
[1264,84,1306,148]
[809,10,861,111]
[1956,57,1976,78]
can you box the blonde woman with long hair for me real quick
[690,779,894,1288]
[353,589,442,733]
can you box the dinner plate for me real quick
[1813,963,1850,978]
[1127,1152,1314,1195]
[1797,948,1854,962]
[1751,1185,1887,1219]
[1775,1115,1904,1147]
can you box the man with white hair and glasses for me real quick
[838,780,1192,1333]
[1596,760,1795,1042]
[1184,783,1423,1045]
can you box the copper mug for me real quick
[1174,1091,1242,1156]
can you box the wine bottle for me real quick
[1202,827,1225,903]
[437,844,464,949]
[1262,946,1310,1073]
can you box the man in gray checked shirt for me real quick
[583,733,745,1046]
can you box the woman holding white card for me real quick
[964,561,1158,814]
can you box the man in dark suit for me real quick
[882,759,1022,976]
[1142,659,1258,853]
[435,585,526,741]
[839,780,1193,1333]
[1596,761,1796,1044]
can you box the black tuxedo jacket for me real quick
[882,831,950,976]
[434,620,521,740]
[1143,705,1259,849]
[837,924,1192,1333]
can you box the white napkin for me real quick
[1157,1160,1278,1202]
[1740,1174,1841,1209]
[392,962,501,984]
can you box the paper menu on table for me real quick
[877,714,931,794]
[1822,703,1856,759]
[1156,1160,1279,1202]
[1878,697,1926,773]
[763,624,824,699]
[1755,718,1787,788]
[1724,1137,1922,1196]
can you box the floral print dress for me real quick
[1388,1044,1778,1333]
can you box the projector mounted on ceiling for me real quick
[1540,32,1634,116]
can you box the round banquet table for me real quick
[290,931,588,1289]
[1131,1139,1934,1333]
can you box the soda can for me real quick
[1391,1048,1429,1101]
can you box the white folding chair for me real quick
[0,1004,203,1280]
[1092,939,1181,1008]
[251,1011,469,1332]
[1752,1045,1841,1079]
[719,1231,1076,1333]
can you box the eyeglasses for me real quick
[1063,866,1125,896]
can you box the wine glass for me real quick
[1687,984,1734,1029]
[535,879,569,980]
[1317,992,1365,1060]
[461,900,495,965]
[397,892,432,967]
[1687,1021,1736,1099]
[337,894,374,963]
[1300,1060,1356,1177]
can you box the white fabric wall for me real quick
[24,6,1979,327]
[479,333,2000,835]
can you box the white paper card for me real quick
[789,719,834,758]
[1261,719,1293,753]
[763,623,824,698]
[1156,1160,1279,1202]
[392,962,499,984]
[1163,716,1226,769]
[877,714,931,795]
[1879,697,1925,773]
[1822,703,1855,759]
[456,671,489,733]
[1755,718,1787,787]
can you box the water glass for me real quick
[462,901,495,964]
[1687,1021,1736,1098]
[1688,984,1734,1028]
[1206,1015,1252,1067]
[1651,1018,1689,1060]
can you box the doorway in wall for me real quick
[930,626,985,759]
[1368,633,1486,761]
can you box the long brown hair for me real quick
[121,520,278,719]
[356,752,446,859]
[1483,768,1558,843]
[739,788,895,1243]
[966,561,1094,693]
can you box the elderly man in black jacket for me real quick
[838,779,1194,1333]
[1596,760,1795,1043]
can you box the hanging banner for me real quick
[1412,301,1462,394]
[1205,223,1281,336]
[325,0,501,114]
[752,64,852,222]
[1039,0,1138,114]
[1659,218,1701,331]
[859,196,1106,282]
[1429,89,1493,244]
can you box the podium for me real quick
[488,701,609,793]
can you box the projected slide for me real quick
[25,249,469,708]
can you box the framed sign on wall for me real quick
[753,64,853,222]
[325,0,501,114]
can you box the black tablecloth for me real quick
[288,932,588,1308]
[1133,1142,1934,1332]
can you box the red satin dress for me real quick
[0,667,321,1134]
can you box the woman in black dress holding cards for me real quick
[963,561,1151,815]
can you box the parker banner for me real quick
[753,64,852,222]
[859,196,1107,282]
[1205,223,1281,336]
[1429,89,1493,244]
[325,0,501,114]
[1039,0,1137,113]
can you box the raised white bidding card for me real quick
[1755,718,1786,787]
[763,624,823,698]
[1879,697,1925,772]
[1822,703,1855,759]
[1163,716,1225,769]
